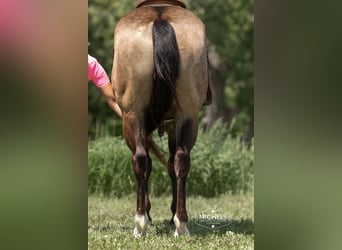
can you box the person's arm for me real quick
[88,55,122,117]
[99,83,122,118]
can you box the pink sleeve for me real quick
[88,55,110,88]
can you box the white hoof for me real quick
[133,212,149,237]
[173,215,190,237]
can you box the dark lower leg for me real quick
[168,136,177,225]
[168,164,177,225]
[145,154,152,222]
[133,146,148,215]
[176,177,188,222]
[174,146,190,222]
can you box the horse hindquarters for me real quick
[113,5,208,238]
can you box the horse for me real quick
[111,0,210,237]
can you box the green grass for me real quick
[88,121,254,197]
[88,194,254,249]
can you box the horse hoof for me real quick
[133,227,147,238]
[173,215,190,237]
[174,226,190,237]
[133,212,149,237]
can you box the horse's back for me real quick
[113,6,208,116]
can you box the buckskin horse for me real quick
[112,0,211,237]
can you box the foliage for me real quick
[88,0,254,138]
[188,0,254,84]
[88,121,254,197]
[88,0,135,70]
[88,0,136,139]
[187,0,254,135]
[88,136,133,196]
[88,194,254,249]
[189,120,254,196]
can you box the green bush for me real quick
[88,121,254,197]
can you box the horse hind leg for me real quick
[145,152,152,225]
[134,148,152,236]
[173,145,190,236]
[167,136,177,225]
[132,145,150,237]
[124,117,150,237]
[173,118,197,236]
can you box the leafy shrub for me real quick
[88,121,254,197]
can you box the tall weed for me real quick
[88,121,254,197]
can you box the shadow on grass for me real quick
[89,217,253,236]
[188,218,254,235]
[151,218,254,236]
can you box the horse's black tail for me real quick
[146,18,180,134]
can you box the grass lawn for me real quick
[88,194,254,249]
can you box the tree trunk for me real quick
[203,46,229,131]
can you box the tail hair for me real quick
[146,18,180,134]
[146,136,168,167]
